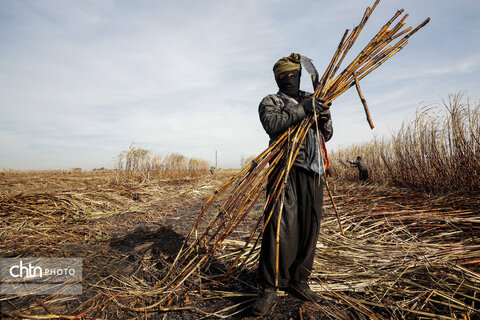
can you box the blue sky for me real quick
[1,0,479,170]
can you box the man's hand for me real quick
[318,109,331,121]
[314,97,331,111]
[316,98,332,121]
[300,97,332,116]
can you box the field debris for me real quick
[1,171,479,319]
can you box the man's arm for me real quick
[319,116,333,141]
[317,106,333,141]
[346,160,359,167]
[258,95,306,137]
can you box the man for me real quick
[252,53,333,316]
[347,156,368,182]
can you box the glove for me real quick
[315,97,332,111]
[317,98,332,121]
[300,97,332,115]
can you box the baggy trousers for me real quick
[258,165,324,289]
[359,169,368,182]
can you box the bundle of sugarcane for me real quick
[126,0,430,311]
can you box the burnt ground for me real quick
[1,170,479,319]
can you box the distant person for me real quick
[347,156,368,182]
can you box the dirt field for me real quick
[1,170,479,319]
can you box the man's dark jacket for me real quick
[258,91,333,174]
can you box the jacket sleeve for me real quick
[320,117,333,141]
[258,95,306,137]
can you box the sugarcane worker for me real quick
[252,53,333,316]
[347,156,368,182]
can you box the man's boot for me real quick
[251,287,277,316]
[288,281,322,304]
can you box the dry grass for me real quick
[331,93,480,193]
[116,145,210,182]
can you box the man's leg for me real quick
[258,168,300,288]
[359,170,368,182]
[288,170,324,303]
[253,168,300,315]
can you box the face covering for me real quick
[276,69,300,97]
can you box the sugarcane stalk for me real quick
[223,213,264,277]
[310,99,345,236]
[218,175,269,242]
[182,128,288,245]
[325,177,345,235]
[173,137,289,269]
[318,29,351,94]
[275,128,295,286]
[353,72,375,129]
[357,41,408,81]
[224,164,291,277]
[326,8,407,95]
[202,140,302,268]
[328,42,408,102]
[391,26,412,40]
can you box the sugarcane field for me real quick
[1,0,479,319]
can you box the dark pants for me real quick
[359,169,368,182]
[258,166,323,289]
